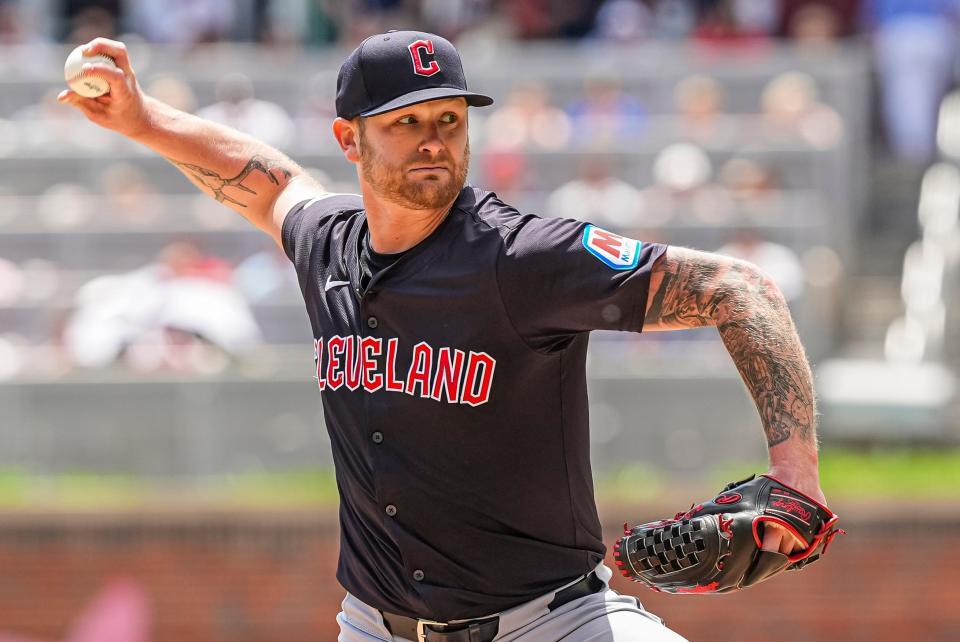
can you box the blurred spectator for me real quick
[653,142,713,193]
[15,89,115,152]
[652,0,698,39]
[0,0,48,45]
[126,0,236,45]
[233,245,298,303]
[143,74,197,114]
[778,0,860,42]
[644,141,734,224]
[479,148,532,195]
[673,74,736,144]
[197,73,296,149]
[475,79,571,192]
[37,183,95,230]
[546,156,645,231]
[420,0,495,40]
[760,71,845,148]
[717,157,779,200]
[257,0,310,47]
[99,162,165,226]
[784,3,844,43]
[64,5,117,44]
[0,2,56,77]
[505,0,597,39]
[63,241,260,373]
[298,0,343,46]
[692,0,774,47]
[338,0,415,45]
[483,82,571,150]
[716,229,805,301]
[566,73,647,145]
[868,0,959,163]
[591,0,654,41]
[0,2,21,44]
[295,72,339,153]
[731,0,781,34]
[158,240,233,283]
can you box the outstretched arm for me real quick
[57,38,323,246]
[644,246,822,553]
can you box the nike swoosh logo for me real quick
[325,275,351,292]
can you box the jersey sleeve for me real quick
[497,215,667,352]
[281,193,363,265]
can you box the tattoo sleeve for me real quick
[167,154,294,208]
[644,248,816,449]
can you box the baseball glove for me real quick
[612,474,843,594]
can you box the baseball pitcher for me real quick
[60,31,840,642]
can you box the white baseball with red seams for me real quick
[64,45,116,98]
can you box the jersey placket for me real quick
[359,260,429,589]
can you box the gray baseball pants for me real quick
[336,564,690,641]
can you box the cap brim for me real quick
[360,87,494,118]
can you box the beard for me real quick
[359,138,470,210]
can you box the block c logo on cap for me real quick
[408,39,441,77]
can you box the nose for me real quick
[418,122,445,156]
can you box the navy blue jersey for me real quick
[282,186,667,621]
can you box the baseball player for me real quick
[60,31,828,642]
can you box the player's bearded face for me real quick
[356,112,470,210]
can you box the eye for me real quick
[397,115,417,125]
[440,112,459,124]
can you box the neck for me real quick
[361,188,459,254]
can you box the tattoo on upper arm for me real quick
[168,154,293,208]
[644,254,731,330]
[645,250,815,448]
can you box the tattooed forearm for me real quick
[645,249,816,448]
[717,301,815,447]
[168,154,294,208]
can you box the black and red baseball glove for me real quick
[613,474,843,594]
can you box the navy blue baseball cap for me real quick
[335,30,494,120]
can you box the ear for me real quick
[332,117,362,164]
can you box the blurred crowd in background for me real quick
[0,0,956,379]
[0,0,957,162]
[0,0,953,49]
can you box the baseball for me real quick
[64,45,116,98]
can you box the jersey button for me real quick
[385,504,397,517]
[413,569,425,582]
[367,316,379,329]
[371,431,383,444]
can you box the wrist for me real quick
[123,94,157,141]
[765,462,824,505]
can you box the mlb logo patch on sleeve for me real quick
[581,224,642,270]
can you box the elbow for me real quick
[732,260,789,309]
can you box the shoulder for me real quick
[455,185,561,240]
[278,182,364,263]
[271,174,359,234]
[460,186,649,264]
[283,191,362,236]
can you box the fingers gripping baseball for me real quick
[58,38,147,137]
[84,38,135,75]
